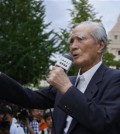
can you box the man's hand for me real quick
[47,66,72,94]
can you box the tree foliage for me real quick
[70,0,101,27]
[0,0,58,85]
[103,51,116,66]
[103,50,120,69]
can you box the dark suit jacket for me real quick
[1,64,120,134]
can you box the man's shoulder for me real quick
[11,122,24,133]
[106,66,120,75]
[97,63,120,76]
[12,122,23,129]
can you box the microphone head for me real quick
[55,53,73,73]
[63,53,73,62]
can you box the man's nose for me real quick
[71,40,79,49]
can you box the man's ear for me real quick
[97,40,105,54]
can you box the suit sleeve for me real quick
[57,71,120,132]
[0,72,56,109]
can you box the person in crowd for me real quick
[0,105,24,134]
[39,112,52,134]
[0,105,10,134]
[29,109,41,134]
[1,21,120,134]
[18,109,36,134]
[38,109,47,132]
[0,120,10,134]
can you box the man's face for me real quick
[32,109,44,119]
[70,24,103,73]
[4,114,12,123]
[45,116,52,128]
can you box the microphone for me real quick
[55,53,73,73]
[48,53,73,88]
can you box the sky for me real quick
[44,0,120,33]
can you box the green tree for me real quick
[70,0,101,27]
[56,0,101,75]
[0,0,58,86]
[103,51,116,66]
[103,51,120,69]
[115,60,120,69]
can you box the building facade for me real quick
[108,15,120,61]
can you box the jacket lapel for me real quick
[67,64,108,134]
[85,63,107,99]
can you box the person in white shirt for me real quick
[3,106,25,134]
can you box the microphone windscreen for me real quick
[63,53,73,62]
[55,53,73,73]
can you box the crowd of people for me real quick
[0,101,52,134]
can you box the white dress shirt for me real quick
[10,118,25,134]
[64,61,102,133]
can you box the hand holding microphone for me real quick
[47,53,73,94]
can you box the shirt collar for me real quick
[77,61,102,85]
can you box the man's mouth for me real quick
[73,53,79,58]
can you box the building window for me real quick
[114,35,118,39]
[118,50,120,55]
